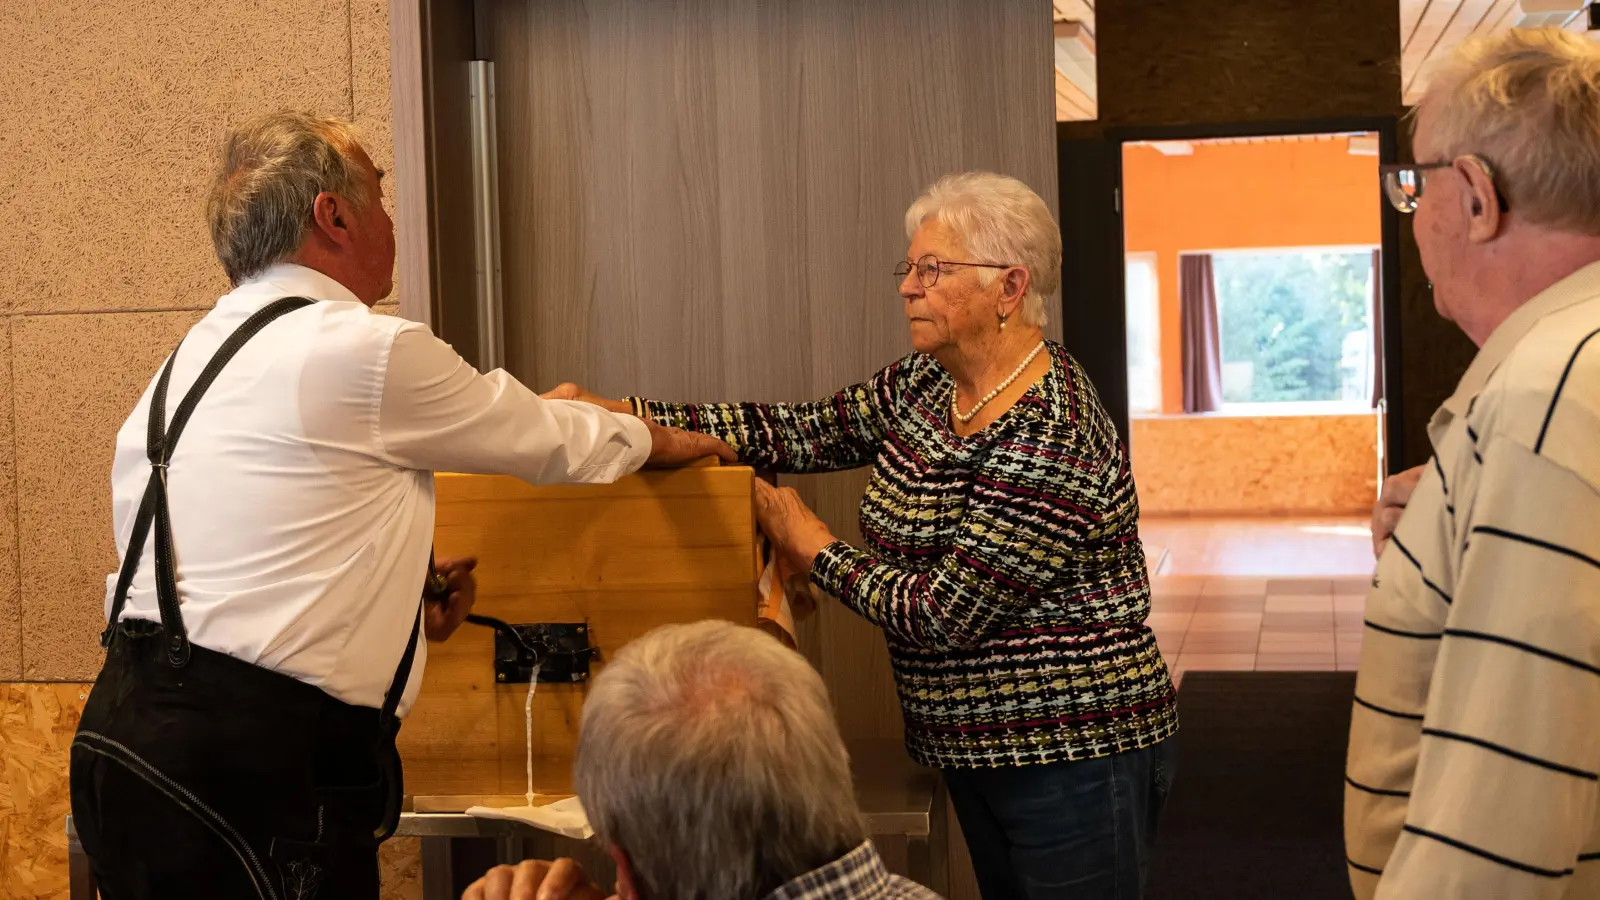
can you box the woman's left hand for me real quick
[754,479,836,575]
[424,556,478,642]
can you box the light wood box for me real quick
[398,467,760,807]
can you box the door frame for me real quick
[1093,115,1406,471]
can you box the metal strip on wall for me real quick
[469,59,505,372]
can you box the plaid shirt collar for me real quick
[762,841,940,900]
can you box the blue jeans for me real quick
[944,738,1177,900]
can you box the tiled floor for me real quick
[1141,515,1375,577]
[1151,574,1371,685]
[1134,516,1379,684]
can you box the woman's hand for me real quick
[754,479,836,575]
[424,556,477,642]
[541,383,633,415]
[543,382,738,467]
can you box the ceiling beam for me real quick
[1055,68,1095,121]
[1052,0,1096,35]
[1400,0,1433,51]
[1054,20,1097,103]
[1407,0,1500,101]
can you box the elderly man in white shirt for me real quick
[1348,28,1600,900]
[68,110,733,900]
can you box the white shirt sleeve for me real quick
[374,325,652,483]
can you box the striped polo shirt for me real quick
[1346,260,1600,899]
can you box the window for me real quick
[1212,249,1375,408]
[1125,253,1161,414]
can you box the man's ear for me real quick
[608,845,640,900]
[1458,157,1504,244]
[307,191,354,247]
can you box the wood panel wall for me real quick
[1097,0,1401,128]
[485,0,1060,740]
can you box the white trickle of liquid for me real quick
[524,674,537,807]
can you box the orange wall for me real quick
[1123,139,1381,414]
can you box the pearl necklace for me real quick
[950,341,1046,425]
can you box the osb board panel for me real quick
[1130,414,1380,515]
[398,469,760,800]
[0,683,89,900]
[0,683,425,900]
[379,837,422,900]
[0,318,20,679]
[0,0,351,315]
[13,311,206,680]
[1097,0,1403,128]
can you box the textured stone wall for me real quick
[0,2,415,895]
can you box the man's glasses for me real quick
[894,254,1014,289]
[1380,155,1508,215]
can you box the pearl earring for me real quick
[999,314,1008,330]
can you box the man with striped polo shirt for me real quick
[1347,27,1600,899]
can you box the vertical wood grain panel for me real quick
[490,0,1057,745]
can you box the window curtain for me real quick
[1370,248,1384,408]
[1180,254,1223,413]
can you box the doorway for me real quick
[1105,128,1402,680]
[1119,132,1388,580]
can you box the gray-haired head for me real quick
[206,110,375,285]
[904,172,1062,328]
[1421,26,1600,235]
[574,619,866,900]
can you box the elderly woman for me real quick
[558,172,1177,900]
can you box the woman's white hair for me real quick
[904,171,1062,327]
[1423,27,1600,235]
[573,620,865,900]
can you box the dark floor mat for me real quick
[1146,671,1357,900]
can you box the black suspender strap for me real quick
[378,603,422,735]
[100,297,316,666]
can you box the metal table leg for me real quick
[420,836,455,900]
[66,816,98,900]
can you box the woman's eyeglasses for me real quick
[894,254,1014,289]
[1380,154,1508,215]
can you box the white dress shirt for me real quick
[107,264,651,714]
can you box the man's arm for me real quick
[1376,436,1600,898]
[374,327,729,481]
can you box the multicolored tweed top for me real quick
[633,341,1177,768]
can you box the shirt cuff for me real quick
[617,413,653,474]
[810,540,862,601]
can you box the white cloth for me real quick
[107,264,652,715]
[467,797,594,840]
[1346,260,1600,899]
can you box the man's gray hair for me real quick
[1423,27,1600,235]
[574,620,866,900]
[905,172,1062,328]
[206,111,373,285]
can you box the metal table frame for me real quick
[66,740,945,899]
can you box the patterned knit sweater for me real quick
[634,342,1177,768]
